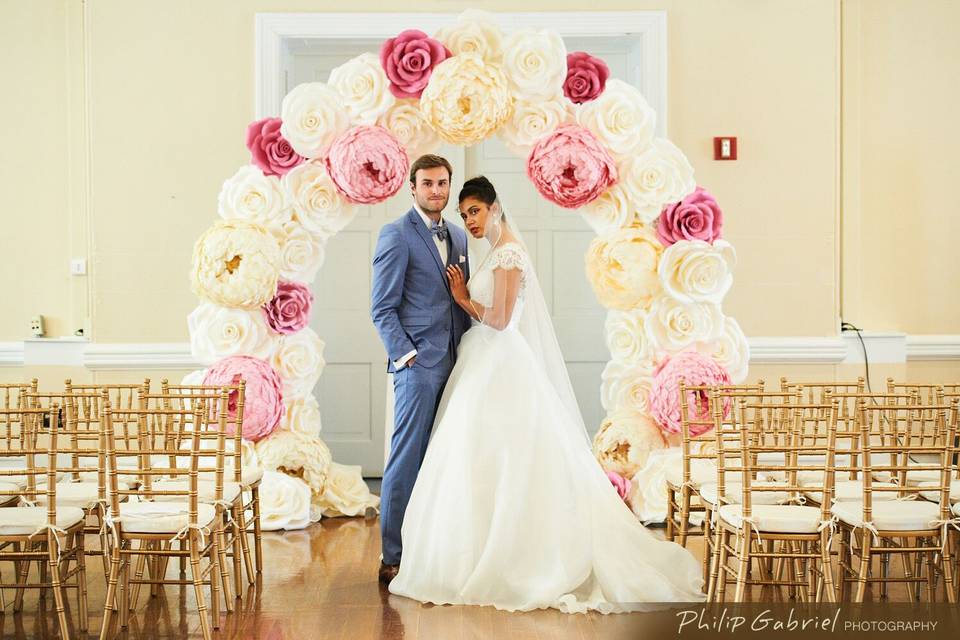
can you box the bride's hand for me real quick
[446,265,468,303]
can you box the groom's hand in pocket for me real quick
[406,356,416,368]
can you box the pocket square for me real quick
[459,255,466,263]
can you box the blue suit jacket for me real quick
[371,207,471,373]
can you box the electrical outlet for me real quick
[30,315,45,337]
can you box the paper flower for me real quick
[280,396,322,437]
[263,280,313,335]
[217,165,292,232]
[580,183,635,235]
[605,471,631,501]
[434,9,503,64]
[601,360,655,414]
[618,138,696,223]
[246,117,305,177]
[191,220,281,309]
[659,239,736,305]
[576,79,656,161]
[280,82,350,159]
[646,296,724,353]
[328,53,395,126]
[282,161,357,238]
[501,28,567,101]
[527,124,617,209]
[180,369,207,386]
[254,430,332,495]
[626,448,677,522]
[564,52,610,104]
[258,470,312,531]
[419,53,511,145]
[271,328,326,399]
[585,223,662,311]
[315,462,381,517]
[324,126,408,205]
[649,350,732,436]
[697,317,750,384]
[657,186,723,246]
[498,95,571,156]
[203,355,284,442]
[271,220,326,283]
[380,30,452,99]
[188,303,276,365]
[605,309,656,368]
[592,409,667,477]
[376,99,442,160]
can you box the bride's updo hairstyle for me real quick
[458,176,506,221]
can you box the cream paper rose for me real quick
[501,28,567,101]
[217,165,292,232]
[282,161,357,238]
[271,327,326,399]
[576,79,657,161]
[419,53,512,145]
[281,395,322,437]
[191,220,280,309]
[258,470,312,531]
[581,183,641,236]
[592,409,667,478]
[646,296,725,353]
[377,99,442,160]
[314,461,381,517]
[659,239,735,305]
[280,82,350,159]
[254,430,332,495]
[498,94,571,156]
[605,309,656,368]
[619,138,696,223]
[600,360,655,414]
[271,219,326,284]
[328,52,395,126]
[698,316,750,384]
[187,302,276,365]
[585,223,663,311]
[625,447,676,523]
[434,9,504,64]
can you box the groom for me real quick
[370,154,471,585]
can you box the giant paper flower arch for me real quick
[187,9,747,528]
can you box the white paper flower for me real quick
[187,303,276,365]
[271,219,326,284]
[585,223,663,311]
[605,309,656,368]
[180,369,208,386]
[254,430,332,495]
[434,9,504,64]
[217,165,292,232]
[328,52,395,126]
[659,239,735,304]
[646,296,724,353]
[601,360,655,414]
[282,161,357,238]
[377,99,442,160]
[698,316,750,384]
[581,183,637,236]
[314,462,380,517]
[281,396,322,437]
[501,28,567,101]
[272,327,326,399]
[258,470,312,531]
[191,220,281,309]
[498,95,571,155]
[280,82,350,159]
[626,447,677,523]
[619,138,696,223]
[592,409,667,477]
[576,79,657,161]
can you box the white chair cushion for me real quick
[953,502,960,518]
[151,480,241,504]
[718,504,822,534]
[801,479,899,503]
[116,502,217,534]
[0,481,23,504]
[665,459,716,488]
[32,481,130,509]
[0,506,85,535]
[831,500,942,531]
[700,481,791,506]
[917,480,960,504]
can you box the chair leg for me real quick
[189,530,213,640]
[13,541,29,612]
[129,540,148,611]
[945,530,957,604]
[77,529,89,632]
[99,541,122,640]
[820,529,836,603]
[734,530,751,602]
[47,532,70,640]
[665,486,676,542]
[251,486,263,575]
[231,504,245,595]
[678,486,691,548]
[854,530,871,602]
[209,530,222,629]
[716,527,731,602]
[215,516,234,612]
[707,518,724,601]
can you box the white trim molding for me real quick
[906,335,960,361]
[83,343,200,371]
[0,342,24,367]
[748,337,847,364]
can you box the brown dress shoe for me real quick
[378,561,400,585]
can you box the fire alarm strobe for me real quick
[714,137,737,160]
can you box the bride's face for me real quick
[458,197,495,239]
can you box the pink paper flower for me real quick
[605,471,631,501]
[649,350,731,436]
[203,355,284,442]
[324,126,408,205]
[245,118,305,177]
[263,280,313,335]
[526,124,617,209]
[563,52,610,104]
[380,29,452,99]
[656,186,724,246]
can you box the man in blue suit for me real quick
[371,154,470,584]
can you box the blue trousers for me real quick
[380,352,453,565]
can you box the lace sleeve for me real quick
[491,244,527,272]
[477,244,526,331]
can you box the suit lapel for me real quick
[408,208,449,289]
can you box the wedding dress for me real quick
[389,220,705,613]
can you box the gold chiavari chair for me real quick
[0,406,88,637]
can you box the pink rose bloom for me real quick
[564,52,610,104]
[526,124,617,209]
[380,29,451,99]
[325,126,408,205]
[649,350,731,436]
[203,355,284,442]
[656,186,724,246]
[245,117,305,177]
[605,471,631,501]
[263,280,313,335]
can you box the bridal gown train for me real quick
[389,242,705,613]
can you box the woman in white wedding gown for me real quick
[388,176,705,613]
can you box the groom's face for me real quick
[411,167,451,216]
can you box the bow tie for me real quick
[430,220,449,242]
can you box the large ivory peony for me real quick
[191,220,280,310]
[585,223,663,311]
[254,430,332,496]
[419,53,511,145]
[592,409,667,477]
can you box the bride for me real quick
[388,176,705,613]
